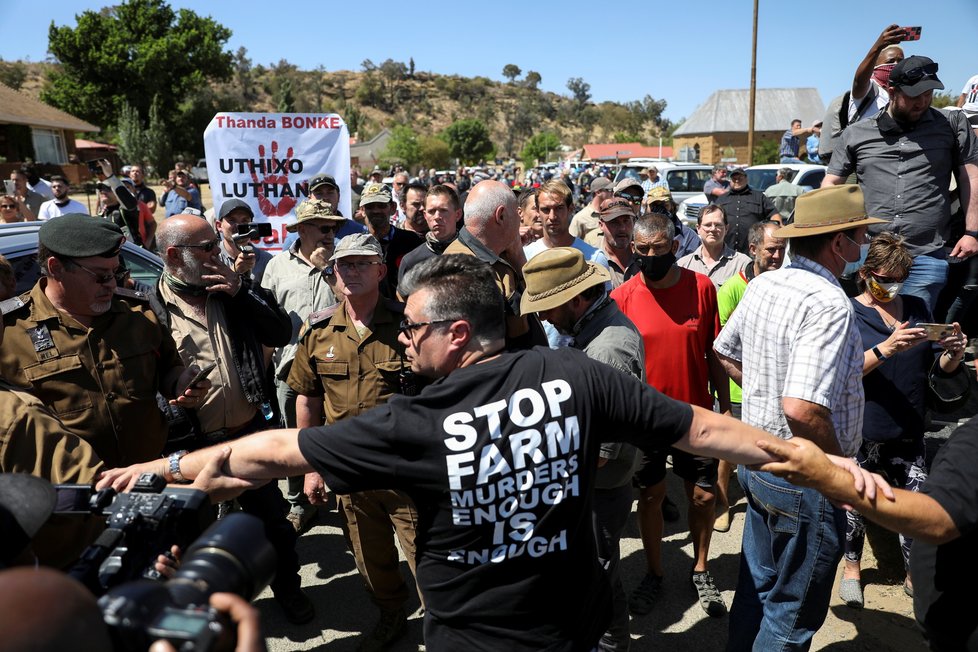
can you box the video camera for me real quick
[232,222,273,254]
[53,473,276,651]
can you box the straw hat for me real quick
[521,248,610,313]
[774,185,887,238]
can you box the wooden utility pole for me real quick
[748,0,758,166]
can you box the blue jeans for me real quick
[900,254,948,314]
[727,468,846,652]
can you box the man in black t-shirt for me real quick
[99,255,876,652]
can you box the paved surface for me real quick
[255,408,973,651]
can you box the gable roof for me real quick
[673,88,824,136]
[582,142,673,161]
[0,82,99,132]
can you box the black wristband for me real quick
[965,230,978,239]
[872,345,887,361]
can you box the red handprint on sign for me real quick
[249,141,297,217]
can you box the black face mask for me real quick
[635,251,676,281]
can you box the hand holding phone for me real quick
[900,26,922,41]
[187,362,218,389]
[917,322,954,341]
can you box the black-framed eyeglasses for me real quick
[174,239,220,252]
[398,318,454,335]
[893,62,939,85]
[71,261,124,285]
[335,260,382,273]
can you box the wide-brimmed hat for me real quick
[521,247,610,313]
[287,199,346,232]
[774,185,887,238]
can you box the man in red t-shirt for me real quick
[611,212,731,619]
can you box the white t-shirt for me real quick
[37,198,88,220]
[849,80,889,124]
[960,74,978,114]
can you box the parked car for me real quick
[190,158,208,185]
[0,222,163,296]
[677,163,827,227]
[613,161,714,204]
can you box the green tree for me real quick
[752,139,779,165]
[566,77,591,109]
[116,101,145,166]
[43,0,233,134]
[524,71,542,90]
[383,125,421,168]
[0,59,28,90]
[932,91,955,109]
[144,95,172,173]
[502,64,522,83]
[276,78,295,112]
[521,131,561,167]
[419,136,451,169]
[442,119,494,165]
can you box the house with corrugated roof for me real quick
[672,88,824,164]
[576,142,674,163]
[0,81,99,182]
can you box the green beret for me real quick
[39,213,125,258]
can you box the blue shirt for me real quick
[164,187,203,217]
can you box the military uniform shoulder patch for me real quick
[307,303,341,327]
[0,296,26,315]
[114,286,150,302]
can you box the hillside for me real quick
[1,57,670,160]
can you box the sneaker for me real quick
[357,607,407,652]
[839,577,864,608]
[286,505,318,533]
[629,573,663,616]
[662,495,680,522]
[691,570,727,617]
[274,585,315,625]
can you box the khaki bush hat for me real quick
[774,185,887,238]
[521,247,610,314]
[287,199,346,232]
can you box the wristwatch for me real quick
[168,449,190,483]
[965,230,978,239]
[871,345,887,361]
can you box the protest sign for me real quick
[204,112,351,249]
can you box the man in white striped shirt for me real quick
[714,185,886,652]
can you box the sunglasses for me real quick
[869,271,908,284]
[174,239,220,252]
[892,62,939,85]
[308,223,340,235]
[72,262,124,285]
[398,318,454,335]
[615,193,643,204]
[335,260,382,273]
[0,204,16,209]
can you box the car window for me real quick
[8,252,39,295]
[747,170,778,191]
[689,169,712,192]
[121,251,163,287]
[797,170,825,189]
[667,171,687,192]
[615,168,642,184]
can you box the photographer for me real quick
[0,568,266,652]
[215,199,272,285]
[163,169,203,218]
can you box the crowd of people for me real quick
[3,25,978,652]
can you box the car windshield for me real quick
[746,169,779,191]
[615,168,643,184]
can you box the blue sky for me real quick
[2,1,976,123]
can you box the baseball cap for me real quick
[308,174,339,192]
[889,55,944,97]
[218,198,254,221]
[589,177,612,192]
[359,182,393,206]
[330,232,383,262]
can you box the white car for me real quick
[677,163,827,227]
[614,161,714,204]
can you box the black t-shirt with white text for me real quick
[298,346,693,651]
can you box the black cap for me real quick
[39,213,125,258]
[889,55,944,97]
[218,198,254,221]
[308,174,339,192]
[729,167,747,177]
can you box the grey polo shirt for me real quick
[678,245,752,289]
[828,106,978,256]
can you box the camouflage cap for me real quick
[645,185,674,204]
[330,232,383,262]
[287,199,346,232]
[39,213,125,258]
[359,182,393,206]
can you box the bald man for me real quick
[154,215,312,624]
[442,180,548,349]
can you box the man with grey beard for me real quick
[155,214,314,625]
[261,199,343,532]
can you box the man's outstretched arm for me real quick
[97,428,312,493]
[757,437,957,545]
